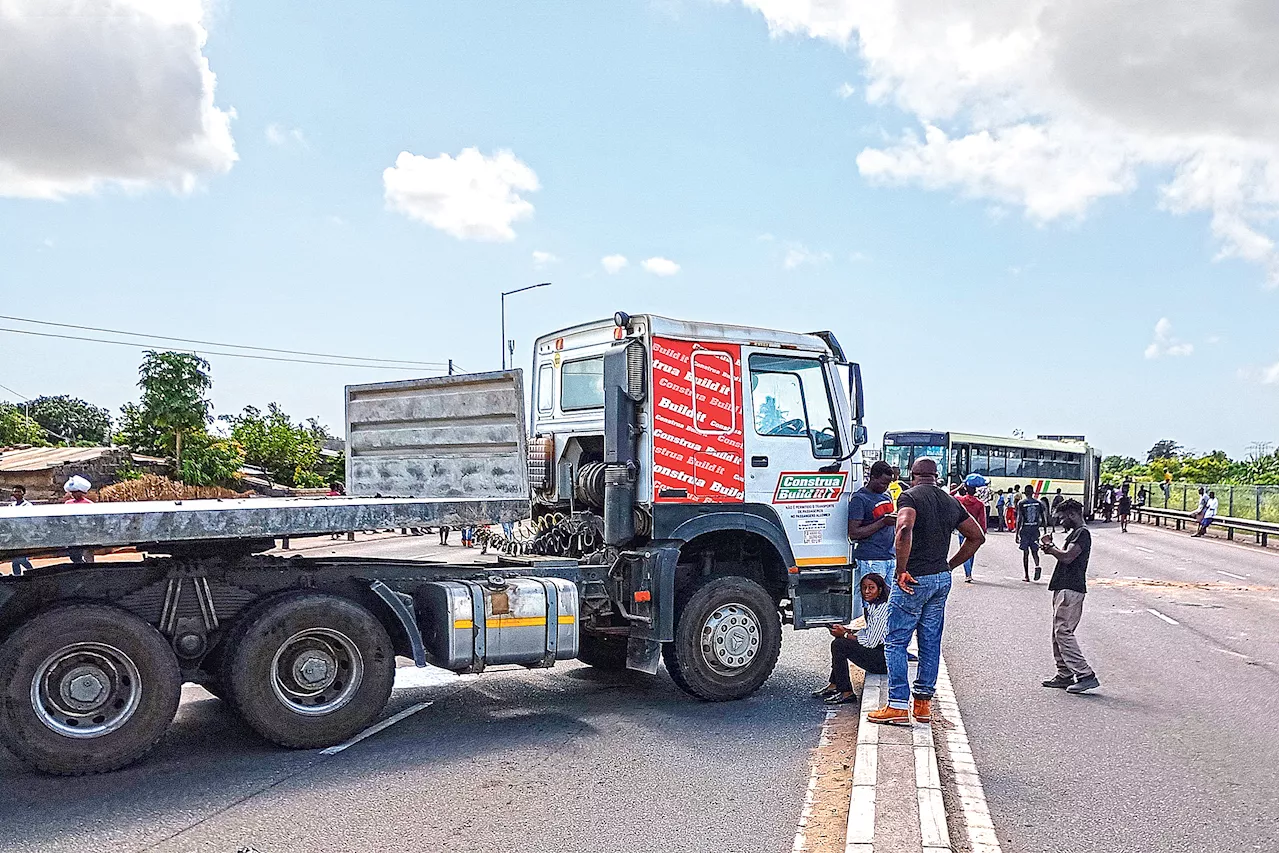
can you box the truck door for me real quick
[742,350,853,627]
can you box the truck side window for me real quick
[560,356,604,410]
[748,354,839,458]
[537,363,554,413]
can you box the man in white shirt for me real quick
[1193,490,1219,537]
[7,485,34,575]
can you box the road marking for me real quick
[1146,607,1180,626]
[1216,648,1248,659]
[793,709,837,852]
[935,658,1002,853]
[1216,570,1248,580]
[844,674,882,853]
[1135,546,1155,554]
[320,700,433,755]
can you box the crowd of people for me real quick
[817,458,1101,725]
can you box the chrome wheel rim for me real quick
[270,628,363,716]
[700,603,761,674]
[31,642,143,739]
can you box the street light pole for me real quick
[500,282,551,369]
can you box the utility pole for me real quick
[447,359,454,376]
[500,282,551,369]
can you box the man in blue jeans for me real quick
[869,458,985,726]
[848,460,897,617]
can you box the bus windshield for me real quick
[883,444,948,480]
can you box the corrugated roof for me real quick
[0,446,165,473]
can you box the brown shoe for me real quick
[912,696,932,723]
[867,705,911,726]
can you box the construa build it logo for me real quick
[773,472,848,503]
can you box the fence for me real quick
[1129,482,1279,523]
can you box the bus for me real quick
[881,430,1099,515]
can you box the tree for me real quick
[176,431,245,486]
[1146,439,1183,462]
[1102,455,1139,475]
[126,351,213,470]
[0,402,47,447]
[27,395,112,446]
[224,404,330,487]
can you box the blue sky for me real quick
[1,0,1276,459]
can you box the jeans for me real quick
[884,571,952,709]
[830,637,887,692]
[853,558,895,618]
[10,557,32,575]
[957,534,974,578]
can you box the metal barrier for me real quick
[1132,506,1278,547]
[1132,482,1279,524]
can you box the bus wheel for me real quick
[0,605,181,775]
[226,593,395,749]
[662,576,782,702]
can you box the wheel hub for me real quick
[293,650,337,689]
[270,628,363,716]
[32,643,142,739]
[700,603,762,673]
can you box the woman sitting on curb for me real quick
[812,572,890,705]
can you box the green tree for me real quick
[27,395,112,446]
[1146,439,1183,462]
[177,431,245,486]
[0,402,48,446]
[119,351,213,470]
[1102,455,1139,475]
[224,404,330,487]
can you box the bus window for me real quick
[1007,447,1023,478]
[1020,450,1039,480]
[971,445,989,477]
[988,447,1006,477]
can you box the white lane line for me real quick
[320,701,433,755]
[1216,570,1248,580]
[1135,546,1155,554]
[1216,648,1249,659]
[844,674,882,853]
[1146,607,1180,626]
[793,709,837,852]
[935,658,1002,853]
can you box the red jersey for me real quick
[957,494,987,532]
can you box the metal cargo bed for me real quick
[0,496,528,561]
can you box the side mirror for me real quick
[850,363,864,422]
[853,424,869,446]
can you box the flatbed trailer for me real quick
[0,314,868,776]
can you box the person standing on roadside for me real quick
[1050,488,1064,533]
[1193,491,1219,537]
[868,458,985,726]
[62,476,95,564]
[1040,499,1100,693]
[1015,484,1044,582]
[887,467,904,509]
[8,485,34,575]
[848,461,897,615]
[1117,486,1132,533]
[995,490,1007,532]
[955,484,987,583]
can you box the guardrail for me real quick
[1132,506,1278,547]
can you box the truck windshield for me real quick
[560,356,604,410]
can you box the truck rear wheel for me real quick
[225,593,395,749]
[662,576,782,702]
[577,633,629,671]
[0,604,182,775]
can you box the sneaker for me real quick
[963,576,973,583]
[867,705,911,726]
[912,696,932,722]
[1033,566,1042,581]
[1066,674,1100,694]
[1041,674,1074,689]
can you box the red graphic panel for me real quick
[651,337,744,503]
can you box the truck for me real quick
[0,312,868,775]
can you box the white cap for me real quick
[64,476,91,494]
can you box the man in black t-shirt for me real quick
[1040,499,1099,693]
[867,458,986,726]
[1015,484,1044,582]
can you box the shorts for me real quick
[1018,527,1041,552]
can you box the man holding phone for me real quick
[868,458,985,726]
[848,461,898,617]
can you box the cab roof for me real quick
[538,314,837,355]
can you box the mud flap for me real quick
[621,544,679,673]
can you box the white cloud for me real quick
[265,123,306,147]
[642,257,681,276]
[836,82,857,99]
[0,0,237,199]
[601,254,629,274]
[1238,362,1280,385]
[1144,317,1194,359]
[383,148,539,241]
[532,250,559,267]
[731,0,1278,278]
[783,244,831,269]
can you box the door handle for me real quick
[751,456,769,468]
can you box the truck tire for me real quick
[662,576,782,702]
[577,633,629,671]
[225,593,395,749]
[0,604,182,775]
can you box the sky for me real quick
[1,0,1277,460]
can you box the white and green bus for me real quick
[882,431,1099,514]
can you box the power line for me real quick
[0,314,447,368]
[0,326,445,372]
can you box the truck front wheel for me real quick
[225,593,395,749]
[662,576,782,701]
[0,605,182,775]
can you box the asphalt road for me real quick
[942,519,1278,853]
[0,534,841,853]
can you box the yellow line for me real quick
[794,556,850,567]
[453,615,577,630]
[453,619,474,629]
